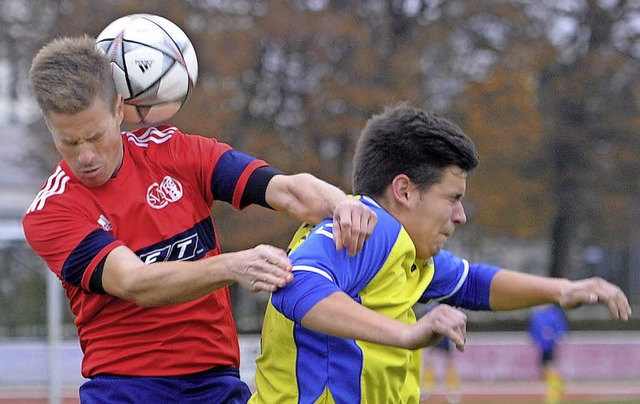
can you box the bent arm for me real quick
[300,291,467,350]
[265,173,376,255]
[102,244,293,307]
[266,173,345,224]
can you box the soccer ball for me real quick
[96,14,198,124]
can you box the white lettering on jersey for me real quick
[26,166,70,213]
[146,176,183,209]
[125,126,175,148]
[174,238,194,259]
[141,245,171,264]
[140,233,199,264]
[98,214,113,232]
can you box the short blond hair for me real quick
[29,35,117,117]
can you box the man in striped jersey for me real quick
[22,35,376,403]
[251,104,632,404]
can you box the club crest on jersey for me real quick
[146,176,183,209]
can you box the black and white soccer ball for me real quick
[96,14,198,124]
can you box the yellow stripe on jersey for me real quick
[356,228,434,403]
[251,208,435,403]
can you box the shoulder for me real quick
[22,164,97,246]
[302,197,405,260]
[309,196,403,249]
[359,196,405,249]
[24,164,83,217]
[359,196,402,233]
[433,249,468,269]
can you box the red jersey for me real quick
[22,126,272,378]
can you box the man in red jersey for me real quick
[23,35,376,404]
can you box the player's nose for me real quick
[76,144,95,165]
[453,201,467,225]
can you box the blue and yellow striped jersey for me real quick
[250,196,498,403]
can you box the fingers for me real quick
[437,315,467,352]
[561,277,632,321]
[236,245,293,293]
[332,199,377,256]
[602,288,632,321]
[417,304,467,351]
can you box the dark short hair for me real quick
[29,35,117,117]
[352,103,479,197]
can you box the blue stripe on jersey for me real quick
[210,149,258,204]
[294,325,363,403]
[62,229,117,287]
[136,217,216,264]
[420,250,499,310]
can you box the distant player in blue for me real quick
[250,104,632,404]
[529,304,569,404]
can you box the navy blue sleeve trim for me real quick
[211,149,259,204]
[89,256,107,294]
[241,166,283,209]
[61,229,117,291]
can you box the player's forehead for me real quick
[47,97,114,140]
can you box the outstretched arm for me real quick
[265,173,377,256]
[101,244,293,307]
[428,252,631,321]
[488,270,632,321]
[300,291,468,351]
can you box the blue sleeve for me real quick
[420,250,500,310]
[272,202,401,323]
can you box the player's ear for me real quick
[114,94,125,125]
[390,174,412,207]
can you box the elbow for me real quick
[270,173,324,223]
[120,282,161,308]
[123,291,163,308]
[127,294,162,308]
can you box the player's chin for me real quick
[430,242,446,257]
[77,172,109,187]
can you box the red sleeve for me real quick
[22,166,123,292]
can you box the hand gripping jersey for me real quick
[251,196,499,404]
[22,126,274,378]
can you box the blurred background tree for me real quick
[1,0,639,334]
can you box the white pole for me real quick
[0,221,62,401]
[47,269,62,404]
